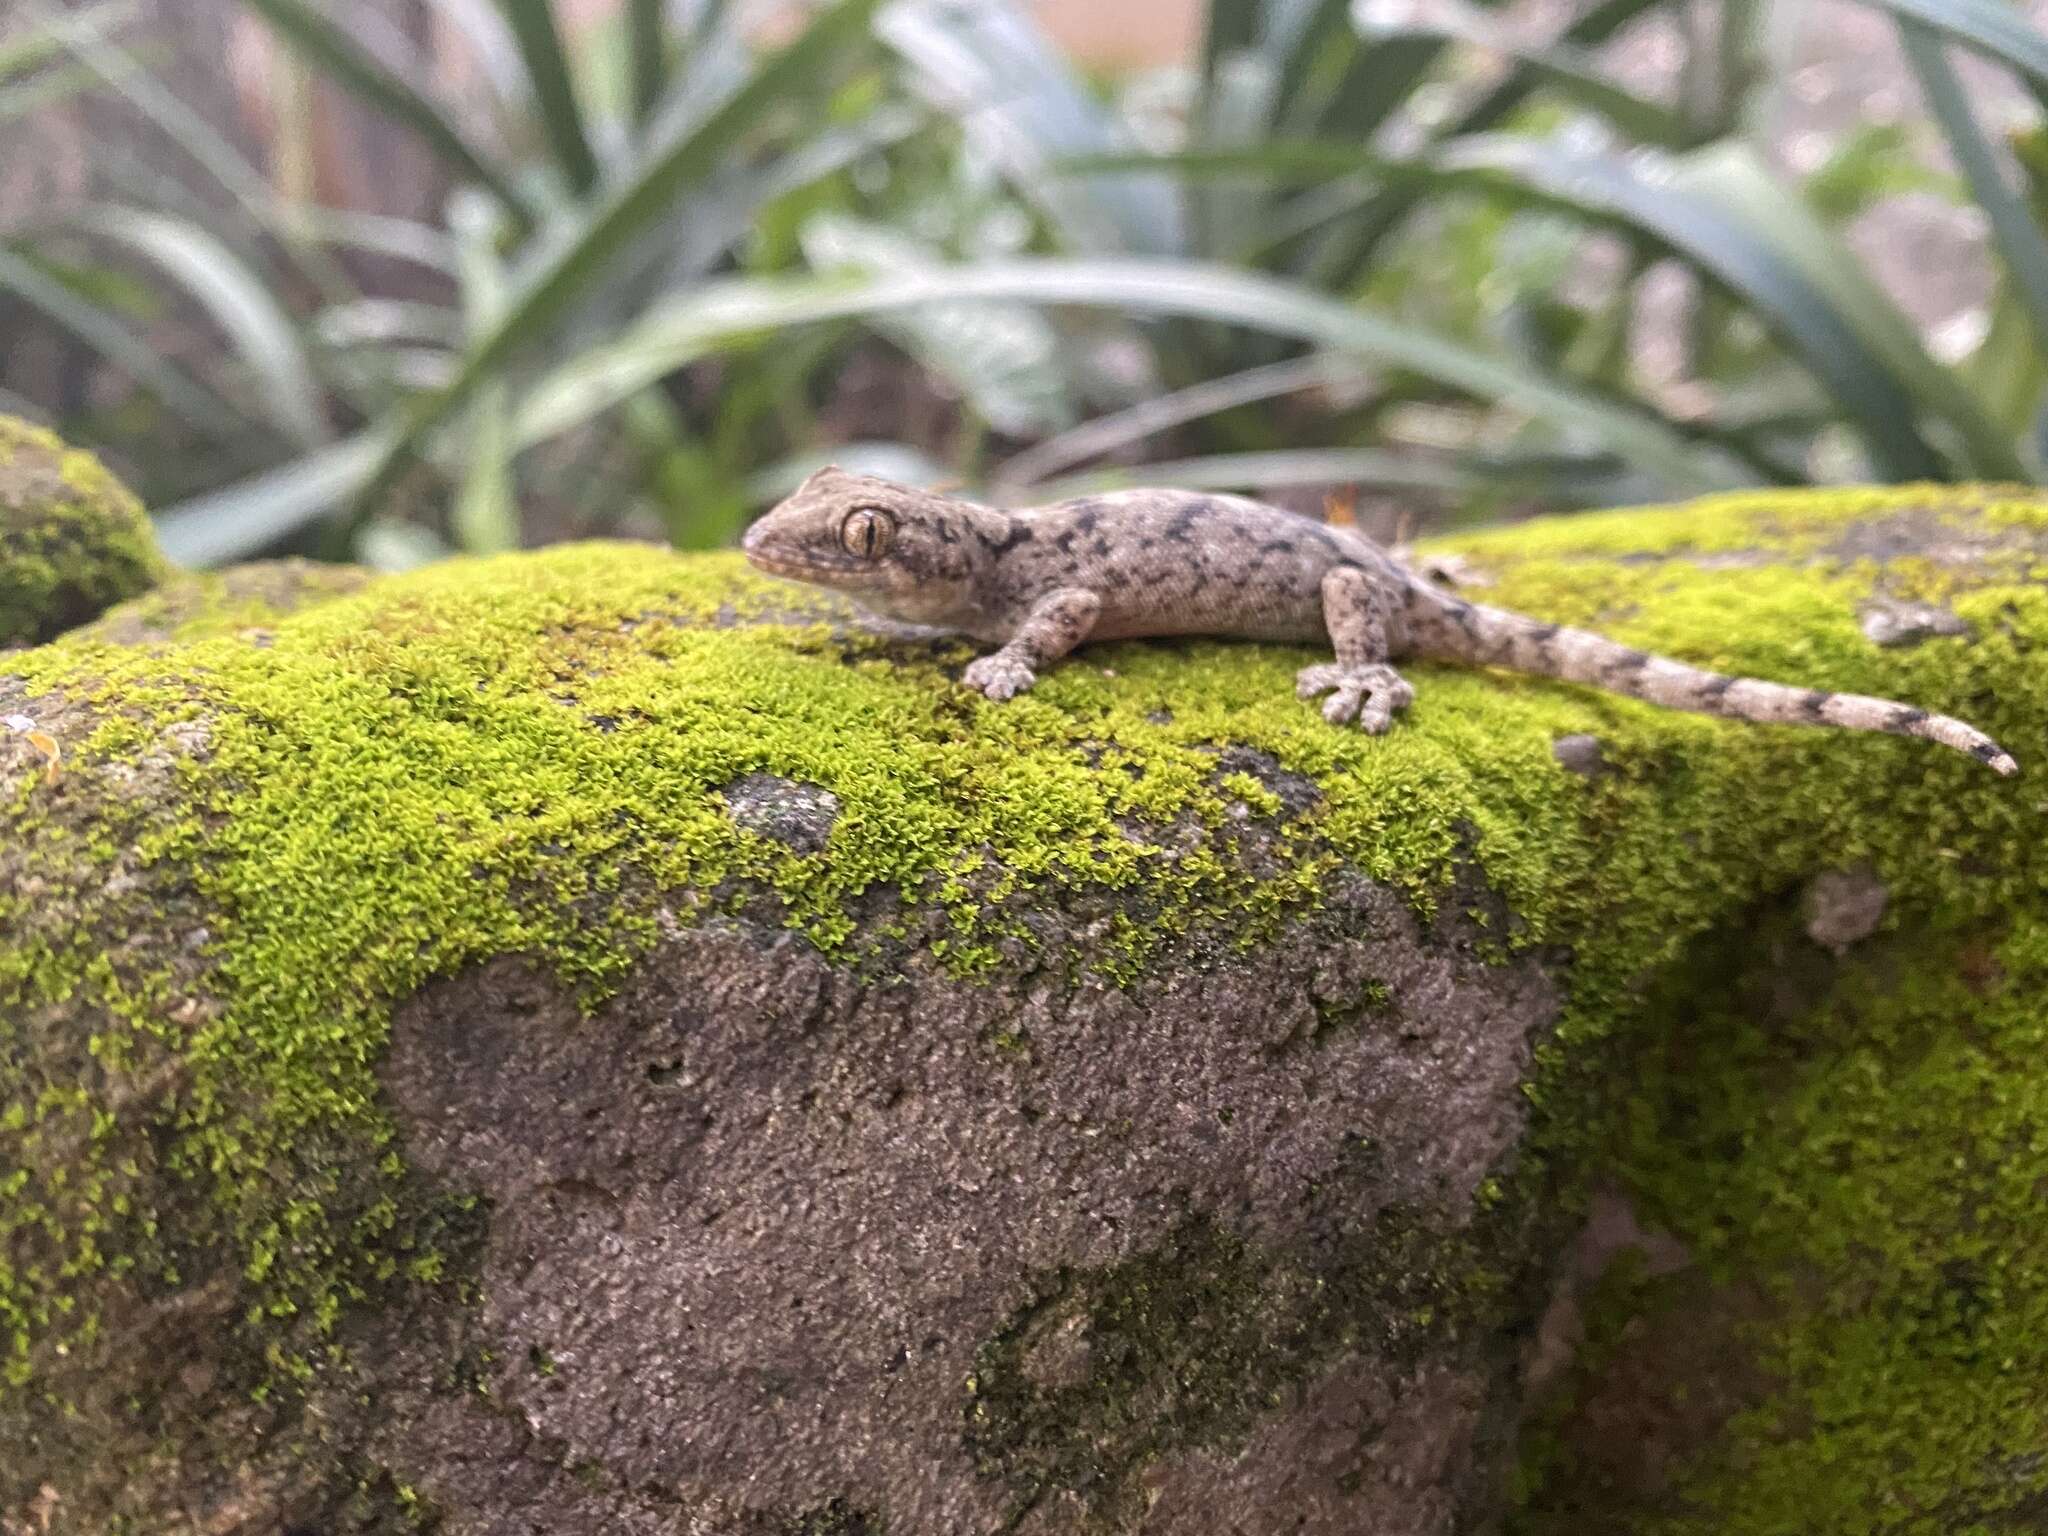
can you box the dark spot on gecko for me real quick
[1972,740,2006,763]
[1055,530,1076,554]
[1892,707,1929,727]
[1074,504,1101,534]
[1608,648,1652,672]
[988,523,1034,556]
[1257,539,1297,555]
[1801,689,1832,719]
[1700,675,1737,699]
[1163,503,1204,543]
[1525,622,1560,643]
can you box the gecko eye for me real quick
[839,506,895,560]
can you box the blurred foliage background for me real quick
[4,0,2048,571]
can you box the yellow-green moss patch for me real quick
[0,416,167,646]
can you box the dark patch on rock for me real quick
[1212,744,1323,821]
[1801,864,1889,952]
[1822,510,2036,568]
[718,773,842,853]
[1550,734,1607,779]
[1858,597,1972,649]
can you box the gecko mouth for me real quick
[742,544,856,582]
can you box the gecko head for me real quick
[742,467,997,619]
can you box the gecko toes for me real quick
[1299,663,1414,732]
[963,654,1037,702]
[1295,664,1343,700]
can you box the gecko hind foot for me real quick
[963,652,1038,701]
[1296,663,1415,733]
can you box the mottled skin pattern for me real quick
[743,468,2019,776]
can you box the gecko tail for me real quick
[1415,593,2018,776]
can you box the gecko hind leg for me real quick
[1296,566,1415,733]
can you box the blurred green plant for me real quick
[3,0,930,565]
[870,0,2048,503]
[8,0,2048,567]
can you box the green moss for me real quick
[1513,911,2048,1535]
[0,415,167,646]
[3,481,2047,1515]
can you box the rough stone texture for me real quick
[6,476,2048,1535]
[1800,864,1890,951]
[64,556,374,646]
[378,891,1552,1534]
[718,771,843,852]
[1548,733,1606,779]
[0,414,167,646]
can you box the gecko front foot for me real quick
[963,651,1038,701]
[1296,662,1415,733]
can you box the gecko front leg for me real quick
[962,588,1102,701]
[1296,565,1415,732]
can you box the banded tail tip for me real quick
[1973,740,2021,777]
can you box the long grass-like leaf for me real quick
[801,213,1078,437]
[1899,19,2048,357]
[30,0,357,302]
[0,0,133,81]
[1076,137,2004,479]
[348,0,886,524]
[497,0,600,193]
[290,209,460,275]
[519,259,1742,492]
[745,441,953,501]
[1441,137,1955,478]
[877,0,1183,256]
[316,300,465,353]
[73,205,330,449]
[0,59,105,119]
[0,245,248,443]
[168,256,1737,561]
[663,104,921,280]
[1271,0,1354,126]
[1364,15,1693,148]
[243,0,535,228]
[1020,446,1578,505]
[153,433,391,567]
[1201,0,1261,92]
[450,190,520,554]
[629,0,665,128]
[1667,142,2025,481]
[1852,0,2048,93]
[1320,0,1669,284]
[420,0,528,106]
[994,353,1366,492]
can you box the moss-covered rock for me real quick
[2,478,2046,1532]
[0,416,167,647]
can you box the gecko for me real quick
[741,467,2018,776]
